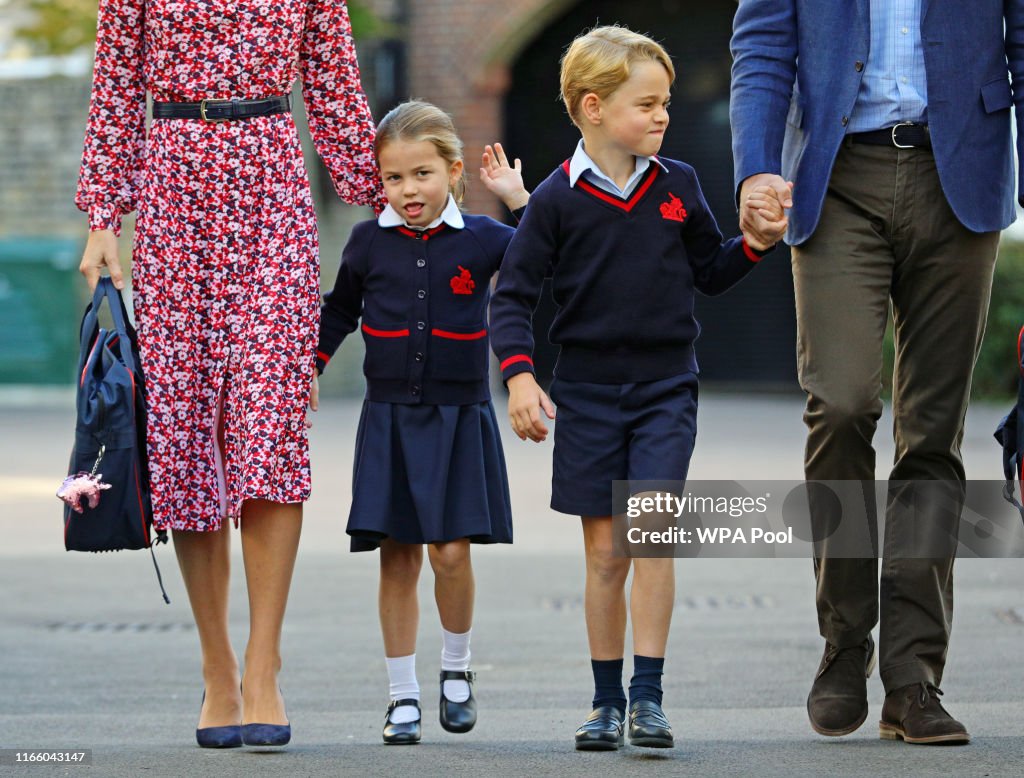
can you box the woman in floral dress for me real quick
[76,0,382,745]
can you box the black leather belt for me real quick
[152,95,291,122]
[847,122,931,149]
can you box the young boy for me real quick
[489,25,787,750]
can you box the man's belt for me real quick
[847,122,931,149]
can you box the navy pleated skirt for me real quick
[346,400,514,552]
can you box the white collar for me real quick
[378,194,465,230]
[567,138,668,190]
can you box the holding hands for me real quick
[739,173,793,251]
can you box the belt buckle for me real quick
[891,121,916,149]
[199,98,231,123]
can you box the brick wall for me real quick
[405,0,576,218]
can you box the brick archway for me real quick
[407,0,579,216]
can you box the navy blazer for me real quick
[730,0,1024,245]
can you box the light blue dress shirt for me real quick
[568,139,669,198]
[847,0,928,133]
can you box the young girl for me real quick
[313,101,529,745]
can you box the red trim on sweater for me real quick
[561,158,661,213]
[362,323,410,338]
[395,224,447,240]
[431,328,487,340]
[500,354,534,371]
[742,238,764,263]
[316,350,332,364]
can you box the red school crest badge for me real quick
[450,265,476,295]
[660,192,688,223]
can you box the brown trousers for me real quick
[792,141,1000,692]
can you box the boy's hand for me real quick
[507,372,555,442]
[307,372,319,428]
[480,143,529,211]
[741,181,792,250]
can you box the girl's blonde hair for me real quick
[560,25,676,127]
[374,100,467,205]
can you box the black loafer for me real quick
[574,705,625,751]
[628,700,674,748]
[439,670,477,733]
[383,698,421,745]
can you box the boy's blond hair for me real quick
[560,25,675,127]
[375,100,467,204]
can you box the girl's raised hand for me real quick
[480,143,529,211]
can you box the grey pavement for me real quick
[2,393,1023,776]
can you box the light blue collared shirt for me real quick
[848,0,928,133]
[378,193,465,230]
[568,139,669,198]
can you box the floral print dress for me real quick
[76,0,383,531]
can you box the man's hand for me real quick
[506,372,555,442]
[741,184,789,250]
[79,229,124,291]
[739,173,793,249]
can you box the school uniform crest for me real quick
[450,266,476,295]
[660,193,688,223]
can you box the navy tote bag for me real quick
[62,278,168,600]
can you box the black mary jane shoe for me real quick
[628,699,674,748]
[574,706,625,751]
[439,670,477,733]
[383,698,421,745]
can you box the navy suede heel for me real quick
[241,722,291,747]
[196,692,242,749]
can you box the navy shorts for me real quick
[548,372,699,516]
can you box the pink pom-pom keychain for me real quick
[57,444,112,514]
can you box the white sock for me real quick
[441,628,472,703]
[385,654,420,723]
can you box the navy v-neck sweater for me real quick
[489,156,769,384]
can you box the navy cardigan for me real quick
[490,156,769,384]
[318,214,515,405]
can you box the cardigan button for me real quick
[411,385,421,395]
[416,259,426,268]
[416,321,426,330]
[415,352,423,362]
[417,290,426,299]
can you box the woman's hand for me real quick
[506,372,555,442]
[79,229,124,291]
[307,372,320,428]
[480,143,530,212]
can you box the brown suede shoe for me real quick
[807,634,877,736]
[879,683,970,745]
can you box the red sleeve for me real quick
[299,0,386,214]
[75,0,148,236]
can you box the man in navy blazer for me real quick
[731,0,1024,745]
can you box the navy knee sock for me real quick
[629,655,665,706]
[591,658,626,714]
